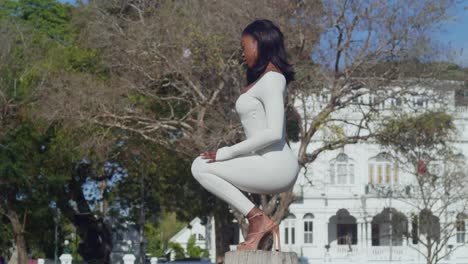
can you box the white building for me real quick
[165,216,216,262]
[172,80,468,264]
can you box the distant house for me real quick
[166,217,216,262]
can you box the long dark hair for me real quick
[242,19,300,143]
[242,19,295,86]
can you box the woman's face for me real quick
[240,34,258,68]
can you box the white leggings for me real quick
[191,151,298,216]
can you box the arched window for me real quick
[329,153,355,185]
[328,209,357,245]
[303,213,314,244]
[368,153,398,185]
[284,214,296,245]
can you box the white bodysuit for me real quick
[191,71,300,215]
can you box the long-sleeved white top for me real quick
[216,71,288,161]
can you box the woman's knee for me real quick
[191,156,208,179]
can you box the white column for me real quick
[150,257,158,264]
[123,254,136,264]
[325,221,330,262]
[38,259,45,264]
[59,254,72,264]
[357,221,363,247]
[406,213,412,247]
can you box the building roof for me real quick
[169,217,202,243]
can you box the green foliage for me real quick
[0,116,74,259]
[183,25,225,74]
[377,111,455,153]
[144,223,163,257]
[145,211,209,259]
[0,0,108,102]
[168,241,185,260]
[0,0,73,40]
[0,120,50,202]
[186,234,209,258]
[110,135,210,223]
[146,211,186,256]
[0,218,13,258]
[57,45,109,77]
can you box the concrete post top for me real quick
[123,254,136,260]
[59,254,72,260]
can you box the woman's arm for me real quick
[216,72,286,161]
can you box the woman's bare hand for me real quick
[200,150,217,163]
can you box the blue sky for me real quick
[433,3,468,67]
[59,0,467,67]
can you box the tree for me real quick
[376,111,468,264]
[0,1,120,262]
[0,114,65,264]
[34,0,322,259]
[18,0,461,261]
[110,135,211,263]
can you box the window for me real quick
[368,153,398,185]
[303,213,314,244]
[369,165,374,184]
[284,214,296,245]
[329,153,356,185]
[198,233,205,240]
[377,165,382,184]
[337,164,347,184]
[394,165,399,184]
[456,214,467,243]
[385,164,391,184]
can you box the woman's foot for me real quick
[237,207,280,251]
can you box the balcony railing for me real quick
[368,246,408,261]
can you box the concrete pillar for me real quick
[123,254,136,264]
[366,220,372,247]
[150,257,158,264]
[59,254,72,264]
[406,213,412,247]
[357,221,363,247]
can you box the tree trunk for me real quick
[225,251,298,264]
[73,214,113,264]
[8,211,27,264]
[15,235,27,264]
[57,162,113,264]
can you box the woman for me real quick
[191,19,300,251]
